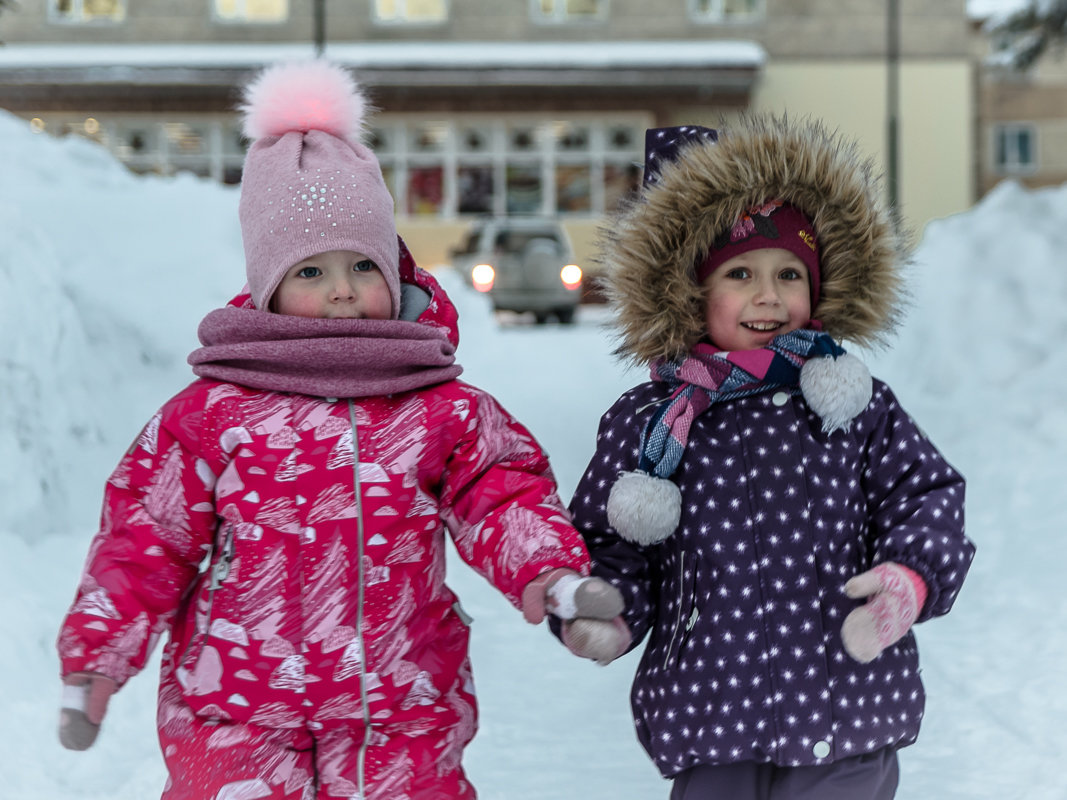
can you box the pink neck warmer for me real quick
[188,306,462,399]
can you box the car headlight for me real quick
[560,264,582,290]
[472,263,495,292]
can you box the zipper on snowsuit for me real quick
[180,522,235,667]
[347,400,373,798]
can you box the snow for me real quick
[967,0,1029,20]
[2,109,1065,798]
[0,40,767,72]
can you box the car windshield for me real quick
[494,229,561,252]
[455,230,481,255]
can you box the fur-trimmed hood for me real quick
[602,114,907,365]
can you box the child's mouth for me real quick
[742,321,784,332]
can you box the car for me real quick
[449,217,583,324]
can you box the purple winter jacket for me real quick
[570,378,973,777]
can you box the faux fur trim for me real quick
[240,60,368,143]
[601,114,907,364]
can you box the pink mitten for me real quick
[562,616,631,665]
[59,672,117,751]
[521,568,624,624]
[841,562,928,663]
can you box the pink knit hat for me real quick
[697,200,821,306]
[238,61,400,317]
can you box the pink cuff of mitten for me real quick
[522,568,578,623]
[841,562,927,664]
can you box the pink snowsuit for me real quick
[57,264,589,799]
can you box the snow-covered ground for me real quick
[2,110,1065,798]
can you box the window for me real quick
[374,0,447,23]
[603,162,642,212]
[32,112,647,216]
[405,122,449,215]
[376,116,646,218]
[555,165,591,213]
[214,0,288,23]
[29,114,247,182]
[532,0,606,23]
[994,124,1036,173]
[408,167,445,215]
[506,164,543,214]
[689,0,763,23]
[458,166,494,214]
[50,0,125,23]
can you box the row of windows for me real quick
[32,111,1037,194]
[28,113,649,217]
[50,0,763,25]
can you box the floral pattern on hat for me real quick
[722,199,785,245]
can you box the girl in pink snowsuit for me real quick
[56,61,622,800]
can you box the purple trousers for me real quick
[669,748,899,800]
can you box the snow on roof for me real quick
[0,40,767,71]
[967,0,1028,20]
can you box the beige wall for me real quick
[896,62,974,231]
[756,61,974,238]
[669,60,974,240]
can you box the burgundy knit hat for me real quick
[238,61,400,317]
[697,200,821,306]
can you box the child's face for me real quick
[701,247,812,351]
[272,250,393,320]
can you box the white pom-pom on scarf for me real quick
[799,352,873,433]
[240,60,367,142]
[606,470,682,545]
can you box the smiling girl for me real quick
[556,119,975,800]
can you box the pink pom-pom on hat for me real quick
[240,60,368,142]
[237,60,400,316]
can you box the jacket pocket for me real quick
[663,550,700,670]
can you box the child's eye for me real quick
[780,268,803,280]
[354,260,377,273]
[297,266,321,279]
[725,267,750,280]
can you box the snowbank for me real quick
[3,108,1066,798]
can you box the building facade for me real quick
[0,1,974,267]
[969,4,1067,197]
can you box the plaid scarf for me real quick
[638,329,845,479]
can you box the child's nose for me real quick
[753,278,781,304]
[331,278,356,300]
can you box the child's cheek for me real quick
[276,291,322,319]
[369,287,394,320]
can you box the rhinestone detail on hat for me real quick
[265,169,380,239]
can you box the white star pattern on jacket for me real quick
[570,378,972,777]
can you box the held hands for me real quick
[561,616,631,665]
[841,562,928,663]
[521,568,631,665]
[521,568,624,624]
[58,672,117,751]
